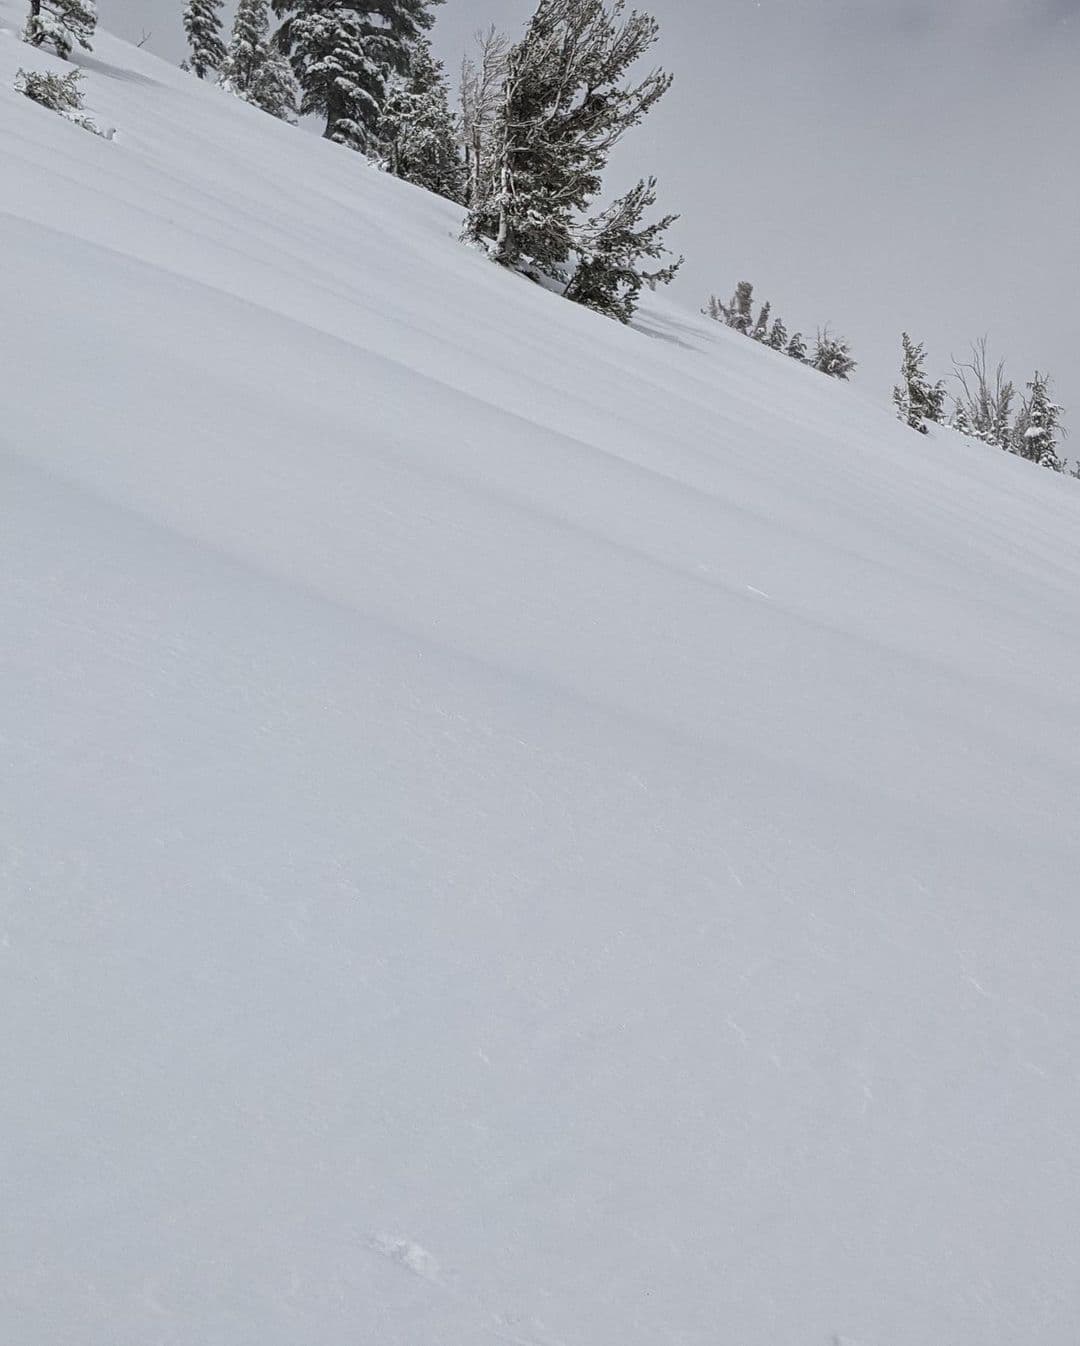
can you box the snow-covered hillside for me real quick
[3,11,1080,1346]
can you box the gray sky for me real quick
[100,0,1080,427]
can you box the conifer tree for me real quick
[1016,371,1065,470]
[706,281,754,335]
[751,300,771,342]
[466,0,675,289]
[785,330,808,363]
[810,328,856,380]
[766,316,787,351]
[24,0,96,60]
[273,0,439,151]
[184,0,226,79]
[950,399,974,438]
[892,332,946,433]
[379,36,465,201]
[219,0,299,120]
[564,176,681,323]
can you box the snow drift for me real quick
[2,8,1080,1344]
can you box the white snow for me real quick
[3,11,1080,1346]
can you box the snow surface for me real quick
[3,12,1080,1345]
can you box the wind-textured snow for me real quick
[2,10,1080,1345]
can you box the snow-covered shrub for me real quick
[15,66,100,134]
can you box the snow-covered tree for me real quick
[466,0,675,285]
[23,0,96,60]
[706,281,754,335]
[892,332,946,434]
[184,0,226,79]
[459,25,509,208]
[751,300,771,342]
[563,175,681,323]
[219,0,299,120]
[273,0,438,151]
[379,36,464,201]
[811,328,856,380]
[950,398,974,439]
[766,316,787,351]
[785,330,808,363]
[1015,371,1065,470]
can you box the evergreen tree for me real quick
[564,176,681,323]
[811,328,856,380]
[379,36,465,201]
[219,0,299,120]
[751,300,771,342]
[785,330,808,363]
[23,0,96,60]
[766,316,787,351]
[1017,371,1065,470]
[466,0,674,284]
[706,281,754,335]
[184,0,226,79]
[273,0,439,151]
[892,332,946,434]
[950,398,974,438]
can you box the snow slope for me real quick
[3,12,1080,1345]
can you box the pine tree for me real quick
[184,0,226,79]
[705,281,754,335]
[892,332,946,434]
[950,399,974,438]
[766,316,787,351]
[750,300,771,342]
[1017,371,1065,470]
[379,36,465,201]
[564,176,681,323]
[466,0,674,284]
[785,330,808,363]
[273,0,438,151]
[23,0,96,60]
[219,0,299,120]
[811,328,856,380]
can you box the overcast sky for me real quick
[99,0,1080,424]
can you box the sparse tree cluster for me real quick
[705,281,853,378]
[28,0,1073,463]
[949,339,1069,471]
[889,333,1072,474]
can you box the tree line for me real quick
[707,278,1070,474]
[18,0,1072,469]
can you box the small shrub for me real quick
[15,67,100,134]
